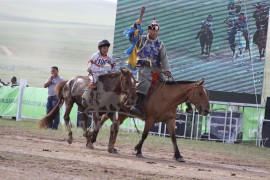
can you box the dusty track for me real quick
[0,126,269,180]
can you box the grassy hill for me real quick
[0,0,116,87]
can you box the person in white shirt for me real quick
[87,39,116,88]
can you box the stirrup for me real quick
[130,105,141,115]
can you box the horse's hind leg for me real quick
[166,119,185,162]
[201,44,205,55]
[64,99,74,144]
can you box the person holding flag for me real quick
[124,7,172,115]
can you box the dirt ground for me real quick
[0,126,270,180]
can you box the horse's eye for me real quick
[199,92,203,95]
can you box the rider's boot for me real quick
[130,93,145,115]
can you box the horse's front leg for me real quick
[78,107,88,134]
[200,42,205,55]
[79,109,94,149]
[108,119,120,153]
[208,43,212,56]
[90,114,101,144]
[84,113,101,149]
[230,44,235,58]
[134,118,153,158]
[107,113,127,154]
[205,44,209,55]
[259,48,262,60]
[166,119,185,162]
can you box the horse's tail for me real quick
[38,80,68,129]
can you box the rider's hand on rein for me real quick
[164,71,172,78]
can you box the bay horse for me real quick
[90,78,210,162]
[253,25,267,60]
[196,26,213,56]
[38,68,136,148]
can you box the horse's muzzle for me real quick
[198,106,209,116]
[202,109,209,116]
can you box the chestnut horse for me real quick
[38,68,136,148]
[90,78,210,162]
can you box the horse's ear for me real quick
[196,78,205,86]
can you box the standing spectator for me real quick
[10,76,19,87]
[0,79,8,86]
[44,66,63,130]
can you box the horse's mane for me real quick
[163,80,195,85]
[99,69,132,81]
[99,71,121,79]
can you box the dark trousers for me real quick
[46,96,60,129]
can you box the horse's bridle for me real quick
[186,83,209,109]
[119,72,136,103]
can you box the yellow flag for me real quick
[127,29,139,69]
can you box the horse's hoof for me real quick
[176,157,185,162]
[86,142,94,149]
[108,148,118,154]
[136,153,144,158]
[67,138,73,144]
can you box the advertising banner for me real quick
[0,86,19,116]
[0,86,78,124]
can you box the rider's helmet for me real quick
[148,17,160,30]
[98,39,111,48]
[206,15,213,21]
[255,2,262,9]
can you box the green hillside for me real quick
[0,0,116,87]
